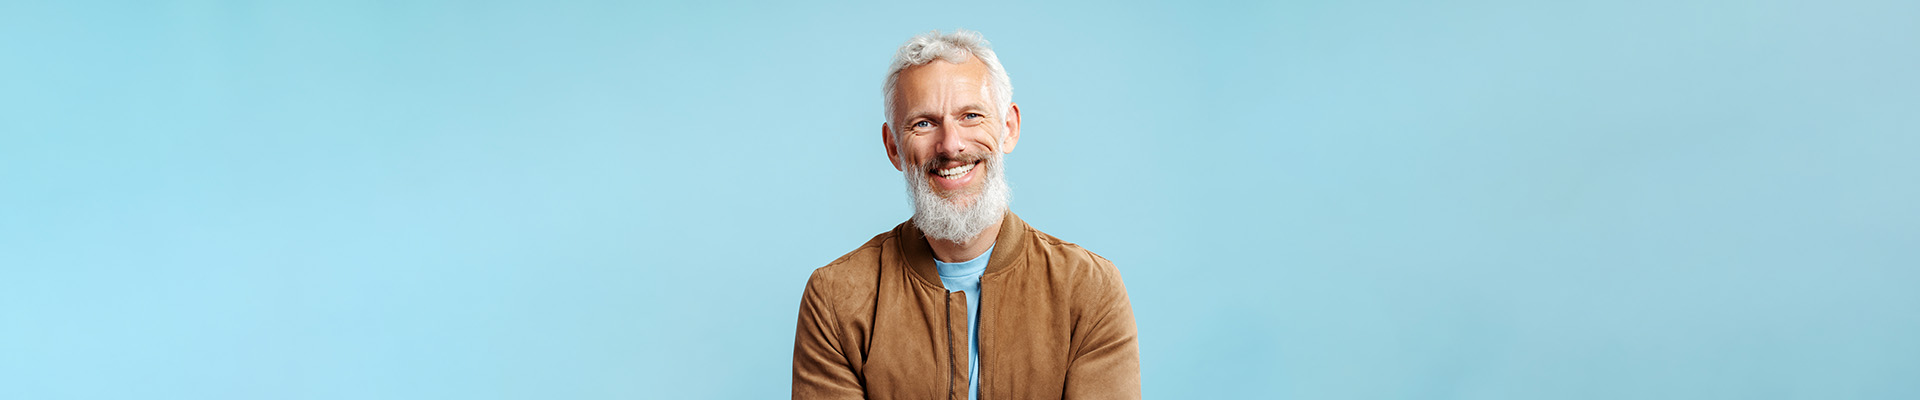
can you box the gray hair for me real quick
[881,29,1014,130]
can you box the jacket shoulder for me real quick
[1024,227,1127,296]
[802,229,895,310]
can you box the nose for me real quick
[934,121,970,161]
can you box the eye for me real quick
[963,113,983,120]
[912,120,933,129]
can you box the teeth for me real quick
[936,162,975,178]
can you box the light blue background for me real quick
[3,0,1916,398]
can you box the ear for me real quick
[882,122,904,171]
[999,102,1022,153]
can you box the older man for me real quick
[792,29,1141,400]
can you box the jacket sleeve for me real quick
[1062,258,1142,400]
[793,270,865,399]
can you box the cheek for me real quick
[902,140,937,166]
[972,128,1004,151]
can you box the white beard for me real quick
[903,152,1011,243]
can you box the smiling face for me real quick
[883,55,1022,242]
[884,55,1021,201]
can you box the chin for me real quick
[904,155,1012,243]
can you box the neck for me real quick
[928,219,1002,263]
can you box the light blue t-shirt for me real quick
[935,245,990,400]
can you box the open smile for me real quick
[928,160,982,193]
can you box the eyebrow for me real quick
[957,103,991,116]
[903,111,942,124]
[903,104,992,123]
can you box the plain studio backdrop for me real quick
[3,0,1916,398]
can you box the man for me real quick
[792,29,1141,400]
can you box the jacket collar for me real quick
[898,211,1031,289]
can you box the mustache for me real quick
[918,152,993,172]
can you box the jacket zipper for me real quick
[977,285,985,400]
[945,294,954,400]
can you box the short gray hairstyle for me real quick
[882,29,1014,130]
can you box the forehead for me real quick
[893,56,993,104]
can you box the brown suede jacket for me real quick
[793,212,1140,399]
